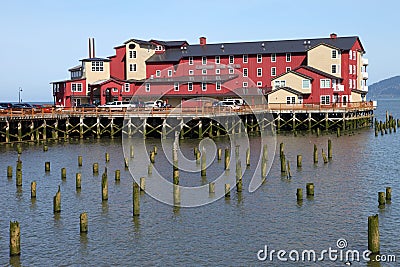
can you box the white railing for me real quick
[362,58,369,66]
[333,85,344,92]
[363,85,368,92]
[362,72,369,79]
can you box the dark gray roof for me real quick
[68,65,82,71]
[80,57,111,62]
[124,38,154,46]
[147,36,361,63]
[151,40,188,47]
[272,70,314,81]
[293,65,343,80]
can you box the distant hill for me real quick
[368,76,400,99]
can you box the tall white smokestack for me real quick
[88,37,95,58]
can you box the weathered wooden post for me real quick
[317,127,321,137]
[225,184,230,198]
[153,145,158,155]
[45,161,51,172]
[287,160,291,178]
[9,221,20,256]
[236,159,242,192]
[130,144,134,158]
[105,152,110,162]
[296,188,303,201]
[16,170,22,187]
[149,151,155,164]
[313,144,318,164]
[368,214,380,254]
[140,177,145,191]
[279,143,284,158]
[297,155,302,168]
[43,144,48,152]
[306,183,314,196]
[201,147,207,177]
[235,145,240,158]
[17,144,22,154]
[217,148,222,161]
[386,187,392,201]
[101,172,108,201]
[148,164,153,175]
[263,144,268,161]
[195,150,201,164]
[322,149,328,164]
[7,166,13,178]
[76,173,82,189]
[124,157,129,168]
[31,181,36,198]
[224,148,230,170]
[328,139,332,159]
[133,182,140,216]
[173,184,180,206]
[80,212,88,233]
[280,154,286,174]
[53,186,61,213]
[115,170,120,181]
[92,163,98,174]
[337,127,340,137]
[261,159,267,182]
[61,167,67,180]
[246,147,250,167]
[378,192,385,206]
[78,156,83,167]
[193,146,198,157]
[209,182,215,194]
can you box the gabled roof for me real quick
[124,38,154,46]
[80,57,111,62]
[150,40,188,47]
[147,36,361,63]
[68,65,82,71]
[266,86,304,96]
[271,70,313,81]
[293,65,343,80]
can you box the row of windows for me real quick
[349,79,359,89]
[189,53,292,65]
[91,61,104,72]
[349,50,357,60]
[144,82,238,92]
[129,50,137,59]
[349,64,357,74]
[154,67,292,77]
[71,83,83,92]
[331,49,341,59]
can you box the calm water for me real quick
[1,100,400,266]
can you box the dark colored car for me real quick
[12,103,33,109]
[77,103,97,108]
[0,103,13,110]
[32,104,53,113]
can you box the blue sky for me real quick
[0,0,398,102]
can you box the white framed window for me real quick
[188,57,193,65]
[302,79,310,89]
[71,83,83,92]
[215,68,220,75]
[129,50,137,59]
[286,67,291,72]
[229,55,234,64]
[257,81,262,87]
[155,45,163,51]
[243,82,248,88]
[353,51,356,60]
[349,50,352,60]
[202,69,207,75]
[257,54,262,63]
[168,70,173,77]
[215,56,220,64]
[229,68,234,74]
[243,54,248,63]
[112,88,118,93]
[189,70,194,75]
[145,83,150,92]
[321,95,330,105]
[349,65,352,74]
[216,82,221,91]
[320,79,331,88]
[129,63,137,72]
[257,68,262,77]
[286,96,295,104]
[286,53,291,62]
[201,82,207,91]
[156,70,161,77]
[202,56,207,65]
[274,80,286,87]
[188,82,193,91]
[271,53,276,62]
[92,61,104,72]
[124,83,130,92]
[353,65,356,74]
[271,67,276,76]
[298,96,303,104]
[243,68,248,77]
[332,64,337,74]
[353,79,356,89]
[174,82,179,91]
[332,50,337,59]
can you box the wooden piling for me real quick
[16,170,22,187]
[195,150,201,164]
[322,149,328,164]
[140,177,145,191]
[7,166,13,178]
[80,212,88,233]
[317,127,320,137]
[224,148,230,170]
[279,143,284,158]
[209,182,215,193]
[45,161,51,172]
[61,167,67,180]
[217,148,222,161]
[313,144,318,164]
[148,164,153,175]
[246,148,250,167]
[201,147,206,177]
[386,187,392,201]
[297,155,302,168]
[263,144,268,161]
[92,163,98,174]
[78,156,83,166]
[280,154,286,174]
[368,214,380,254]
[105,152,110,162]
[153,145,158,155]
[17,144,22,154]
[124,157,129,168]
[101,172,108,201]
[76,173,82,189]
[328,139,332,159]
[173,184,180,206]
[9,221,20,256]
[337,127,340,137]
[296,188,303,201]
[261,159,267,181]
[287,160,291,178]
[31,181,36,198]
[133,182,140,216]
[378,192,385,206]
[225,184,230,198]
[43,144,48,152]
[236,160,242,192]
[130,144,134,158]
[235,145,240,158]
[173,169,179,185]
[149,151,155,164]
[306,183,314,196]
[53,186,61,213]
[115,170,121,181]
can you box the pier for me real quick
[0,102,374,143]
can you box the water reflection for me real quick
[9,255,21,267]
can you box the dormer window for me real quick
[91,61,104,72]
[155,45,164,51]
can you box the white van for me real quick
[224,98,245,106]
[99,101,133,110]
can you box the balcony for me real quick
[333,84,344,92]
[362,85,368,92]
[362,58,369,66]
[362,72,369,80]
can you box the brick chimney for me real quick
[330,33,337,39]
[199,36,207,46]
[88,37,95,58]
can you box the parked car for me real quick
[33,104,53,113]
[224,98,245,106]
[0,103,13,110]
[76,103,97,108]
[212,100,241,110]
[144,100,170,110]
[99,101,135,110]
[12,103,33,109]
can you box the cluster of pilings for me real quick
[374,111,399,136]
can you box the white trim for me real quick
[71,83,83,92]
[257,68,262,77]
[286,53,291,62]
[271,67,276,76]
[257,81,262,87]
[174,82,179,91]
[243,82,248,88]
[201,82,207,91]
[145,83,150,92]
[156,70,161,77]
[229,55,234,64]
[189,70,194,75]
[124,83,130,92]
[129,63,137,72]
[243,68,248,77]
[320,95,330,105]
[188,57,193,65]
[168,70,173,77]
[215,68,220,75]
[202,69,207,75]
[216,81,221,91]
[257,54,262,63]
[215,56,220,64]
[286,67,291,72]
[188,82,193,91]
[243,54,248,63]
[202,56,207,65]
[229,68,234,74]
[320,79,331,88]
[271,53,276,62]
[302,79,310,89]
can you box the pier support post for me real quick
[328,139,332,159]
[102,171,108,201]
[201,147,206,177]
[45,162,50,172]
[217,148,222,161]
[133,182,140,216]
[78,156,83,167]
[31,181,36,198]
[306,183,314,196]
[246,148,250,167]
[368,214,380,254]
[9,221,20,256]
[140,177,146,191]
[236,159,242,192]
[297,155,302,168]
[378,192,385,206]
[93,163,99,174]
[224,148,230,170]
[313,144,318,164]
[386,187,392,201]
[225,184,230,198]
[7,166,13,178]
[76,173,82,189]
[80,212,88,233]
[209,182,215,194]
[61,168,67,180]
[115,170,120,181]
[53,186,61,213]
[296,188,303,202]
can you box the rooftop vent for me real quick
[330,33,337,39]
